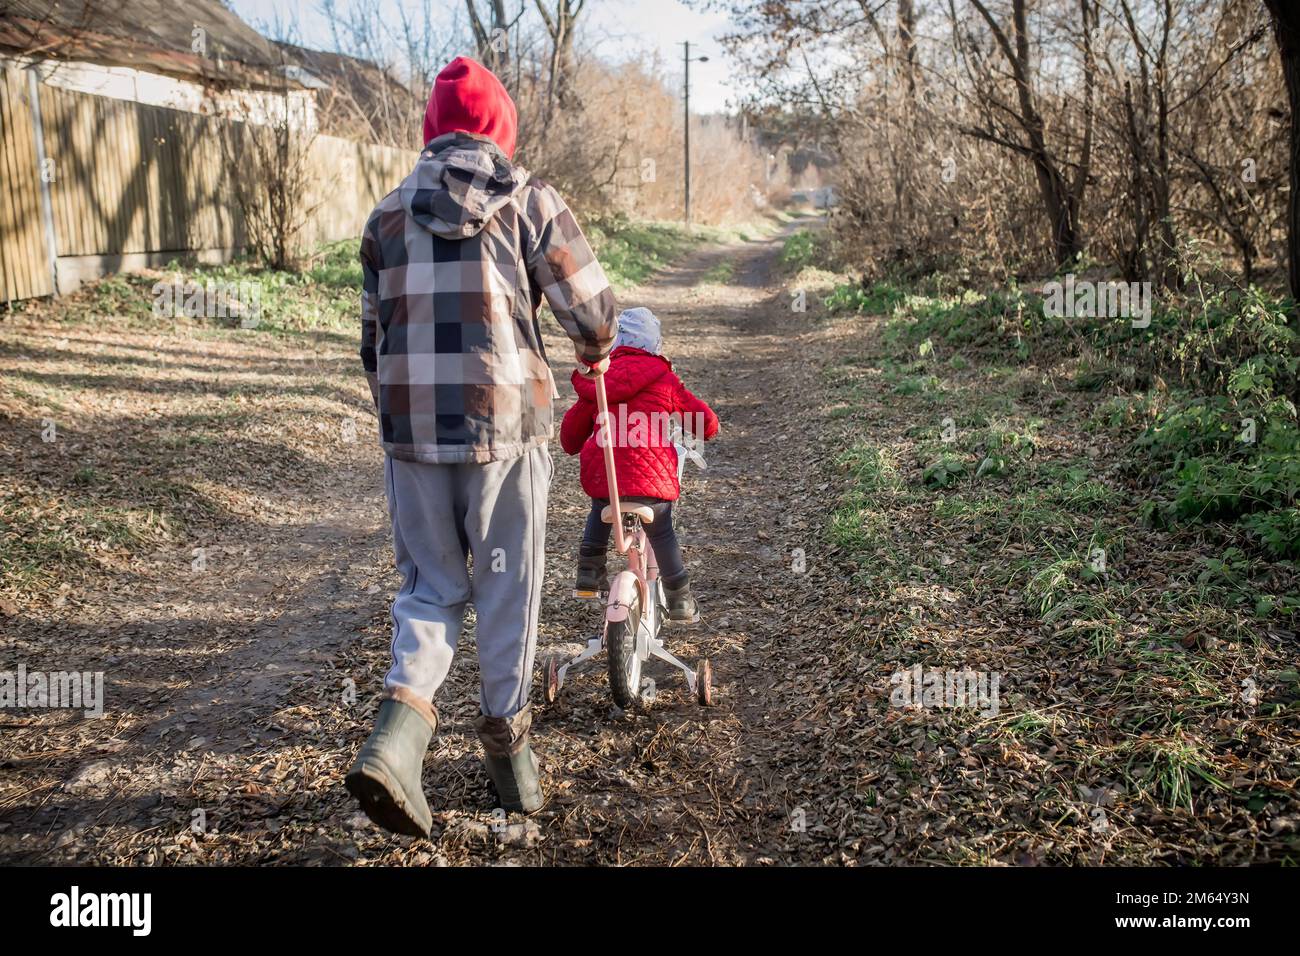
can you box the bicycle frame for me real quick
[594,370,627,556]
[596,368,656,628]
[603,519,651,625]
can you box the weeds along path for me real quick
[776,292,1300,865]
[0,221,854,865]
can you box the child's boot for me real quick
[345,689,437,837]
[574,544,609,597]
[474,703,544,813]
[664,573,700,623]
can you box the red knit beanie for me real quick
[422,57,518,158]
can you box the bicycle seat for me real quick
[601,503,655,524]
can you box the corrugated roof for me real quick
[0,0,298,88]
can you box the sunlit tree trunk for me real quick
[1265,0,1300,300]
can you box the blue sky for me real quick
[227,0,738,113]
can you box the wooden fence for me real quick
[0,66,416,302]
[0,67,53,301]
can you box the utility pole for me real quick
[682,41,708,229]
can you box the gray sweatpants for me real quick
[382,445,552,719]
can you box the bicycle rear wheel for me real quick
[606,587,643,709]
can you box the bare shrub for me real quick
[719,0,1289,286]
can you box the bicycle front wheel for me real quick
[606,584,643,709]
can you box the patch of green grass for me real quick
[0,494,184,593]
[828,505,873,554]
[305,239,365,289]
[892,373,941,397]
[842,272,1300,556]
[86,273,157,322]
[999,709,1060,740]
[780,229,819,271]
[1036,465,1121,508]
[837,444,904,495]
[1042,592,1125,658]
[1025,554,1086,614]
[827,443,910,569]
[700,259,735,284]
[587,219,702,289]
[37,247,362,335]
[700,217,786,245]
[1127,735,1230,812]
[934,492,1062,541]
[825,280,908,317]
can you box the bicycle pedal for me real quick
[572,588,604,600]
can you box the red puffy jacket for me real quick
[560,346,719,501]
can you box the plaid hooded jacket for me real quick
[359,129,617,463]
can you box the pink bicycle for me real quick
[541,366,713,709]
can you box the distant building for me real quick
[0,0,412,136]
[0,0,418,301]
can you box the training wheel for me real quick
[542,656,561,704]
[695,658,713,707]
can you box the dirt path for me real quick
[1,222,858,865]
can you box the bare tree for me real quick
[320,0,465,146]
[466,0,518,72]
[957,0,1094,268]
[711,0,1284,288]
[210,23,328,271]
[534,0,585,117]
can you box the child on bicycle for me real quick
[560,307,719,622]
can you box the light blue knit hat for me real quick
[613,307,662,355]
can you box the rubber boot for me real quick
[345,688,437,837]
[474,703,544,814]
[574,544,609,596]
[664,573,700,623]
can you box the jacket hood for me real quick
[571,347,673,403]
[399,132,530,239]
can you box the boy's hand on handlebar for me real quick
[577,356,610,377]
